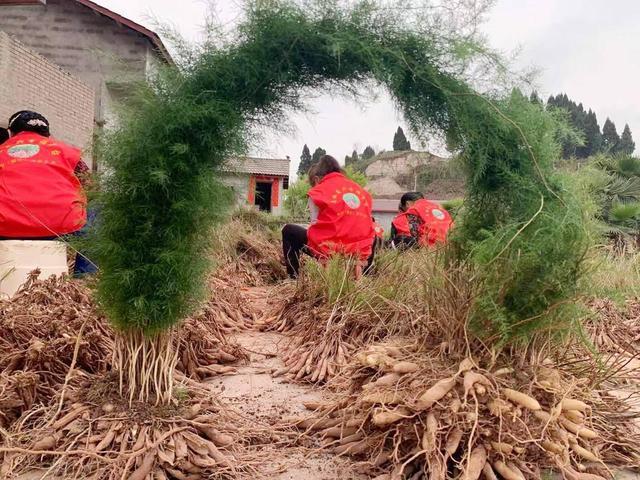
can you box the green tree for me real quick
[362,145,376,160]
[393,126,411,150]
[618,124,635,155]
[602,118,620,153]
[529,91,542,106]
[311,146,326,164]
[345,149,359,166]
[297,144,313,176]
[582,109,602,157]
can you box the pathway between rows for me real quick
[207,329,367,479]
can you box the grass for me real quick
[582,248,640,304]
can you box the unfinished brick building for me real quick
[0,31,94,150]
[0,0,172,167]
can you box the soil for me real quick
[208,330,367,479]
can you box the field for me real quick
[2,2,639,478]
[1,212,639,479]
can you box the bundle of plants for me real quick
[290,333,640,480]
[210,214,287,289]
[585,298,640,357]
[268,253,427,383]
[0,375,251,480]
[0,273,113,428]
[177,314,247,379]
[0,272,246,431]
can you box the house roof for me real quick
[225,157,290,177]
[68,0,173,64]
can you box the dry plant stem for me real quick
[114,329,178,406]
[48,320,87,427]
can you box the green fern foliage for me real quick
[93,1,589,342]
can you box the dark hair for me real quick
[399,191,424,212]
[0,127,8,145]
[307,162,320,186]
[315,155,343,179]
[8,110,50,137]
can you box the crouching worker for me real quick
[282,155,375,278]
[391,192,453,249]
[0,111,87,240]
[390,191,424,248]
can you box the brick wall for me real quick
[0,0,155,125]
[0,31,94,157]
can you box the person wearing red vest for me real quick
[391,193,453,248]
[282,155,375,278]
[0,111,87,239]
[390,191,424,248]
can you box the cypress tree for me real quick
[297,144,312,176]
[393,126,411,150]
[311,146,326,164]
[529,91,542,106]
[345,149,359,166]
[362,145,376,159]
[582,109,602,157]
[602,118,621,153]
[618,124,635,155]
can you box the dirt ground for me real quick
[208,330,368,480]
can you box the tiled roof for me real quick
[225,157,290,177]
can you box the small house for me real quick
[223,157,290,216]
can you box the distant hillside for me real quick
[361,150,465,199]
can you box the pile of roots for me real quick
[1,376,253,479]
[585,298,640,357]
[0,273,112,428]
[270,256,640,478]
[0,273,245,429]
[204,222,289,332]
[262,254,436,383]
[292,337,640,480]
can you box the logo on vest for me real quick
[342,192,361,209]
[8,144,40,159]
[432,208,445,220]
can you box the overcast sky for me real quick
[99,0,640,174]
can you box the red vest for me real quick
[307,172,375,260]
[0,132,86,238]
[392,212,411,237]
[392,200,453,246]
[407,199,453,246]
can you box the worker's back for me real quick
[0,131,86,238]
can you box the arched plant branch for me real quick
[94,1,588,403]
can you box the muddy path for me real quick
[208,329,366,479]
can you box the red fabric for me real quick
[374,221,384,239]
[0,132,86,238]
[392,212,411,236]
[307,172,374,261]
[406,199,453,246]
